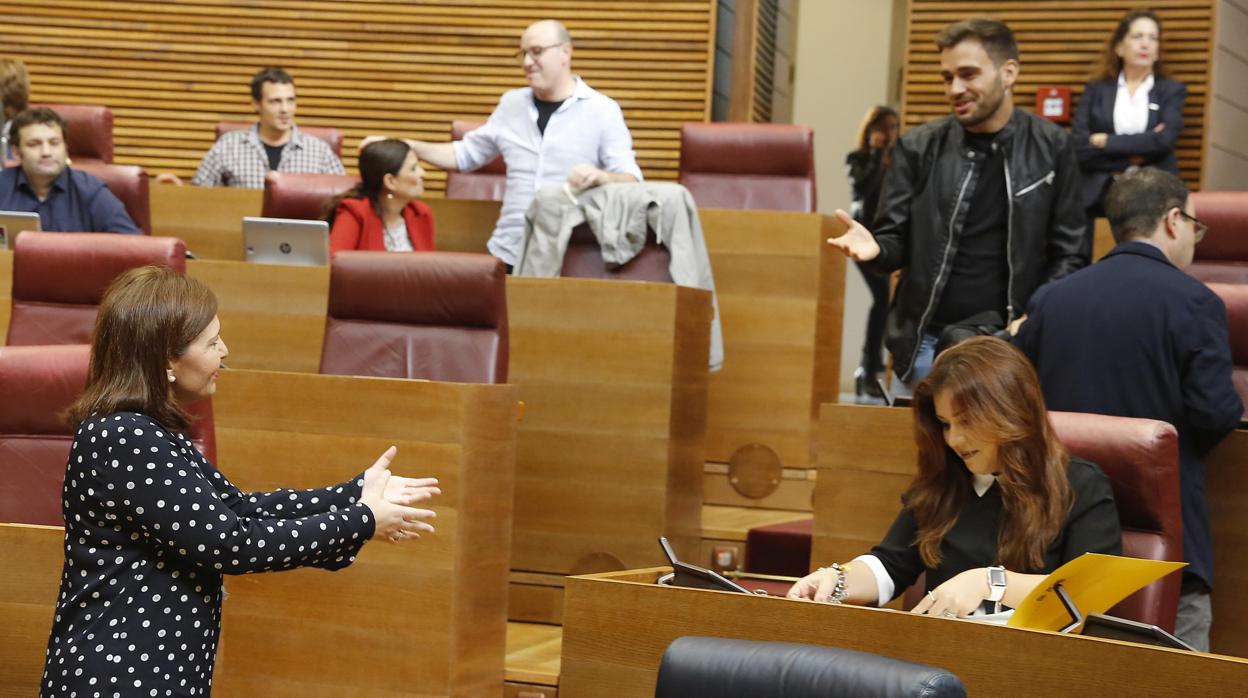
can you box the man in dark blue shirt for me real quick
[0,107,139,234]
[1015,168,1242,651]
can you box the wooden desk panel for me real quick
[211,369,518,696]
[701,209,846,473]
[560,568,1248,697]
[0,250,10,343]
[427,197,500,255]
[0,524,63,696]
[811,403,1248,658]
[150,185,261,261]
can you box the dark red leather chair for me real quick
[1187,192,1248,284]
[559,226,673,282]
[34,103,114,164]
[7,232,186,346]
[73,162,152,234]
[445,120,507,201]
[1204,282,1248,420]
[261,171,359,221]
[320,251,509,383]
[215,120,344,157]
[0,344,216,526]
[678,123,816,212]
[898,412,1182,632]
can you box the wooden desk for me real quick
[0,249,10,342]
[811,403,1248,658]
[211,369,518,695]
[0,523,62,696]
[150,185,262,261]
[559,567,1248,697]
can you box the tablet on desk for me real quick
[658,536,750,594]
[242,216,329,266]
[0,210,41,250]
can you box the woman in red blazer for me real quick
[329,138,435,253]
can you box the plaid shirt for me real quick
[191,124,345,188]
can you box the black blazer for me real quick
[1014,242,1243,589]
[1071,77,1186,209]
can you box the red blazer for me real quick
[329,197,436,254]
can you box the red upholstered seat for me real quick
[559,225,674,282]
[678,123,816,212]
[1187,192,1248,284]
[0,345,215,525]
[74,162,152,234]
[1203,283,1248,421]
[7,232,186,346]
[261,171,359,221]
[445,120,507,201]
[214,120,344,157]
[33,103,114,164]
[320,251,509,383]
[746,518,813,578]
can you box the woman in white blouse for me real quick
[1072,10,1186,259]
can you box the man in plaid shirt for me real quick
[189,67,344,188]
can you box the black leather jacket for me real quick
[868,108,1086,380]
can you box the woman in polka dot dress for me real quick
[41,266,440,697]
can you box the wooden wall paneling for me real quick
[1,1,716,188]
[812,402,1248,658]
[559,567,1248,697]
[903,1,1216,189]
[210,370,519,696]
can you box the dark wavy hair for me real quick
[854,105,899,153]
[907,336,1073,572]
[68,266,218,431]
[1096,10,1170,81]
[326,138,411,223]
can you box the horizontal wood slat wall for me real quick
[903,0,1215,189]
[1,0,715,189]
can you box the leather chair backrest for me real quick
[261,171,360,221]
[655,636,966,698]
[1203,283,1248,421]
[320,251,509,383]
[1187,192,1248,283]
[215,120,344,157]
[445,120,507,201]
[902,412,1183,632]
[0,344,215,525]
[73,162,152,234]
[7,232,186,346]
[678,123,816,212]
[1049,411,1183,632]
[559,224,673,282]
[33,103,114,164]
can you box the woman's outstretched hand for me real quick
[360,446,438,543]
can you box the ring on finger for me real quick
[942,609,957,618]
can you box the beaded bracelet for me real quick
[819,562,850,604]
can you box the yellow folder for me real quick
[1007,553,1186,632]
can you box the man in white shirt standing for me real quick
[370,20,643,266]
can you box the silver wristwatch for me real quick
[986,565,1007,603]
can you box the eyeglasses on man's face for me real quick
[1178,209,1208,243]
[514,42,565,63]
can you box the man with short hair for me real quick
[1015,168,1242,651]
[828,18,1085,385]
[369,19,643,266]
[188,66,345,188]
[0,107,140,233]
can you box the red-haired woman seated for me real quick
[788,337,1122,618]
[329,138,435,254]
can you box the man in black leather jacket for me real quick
[829,18,1085,385]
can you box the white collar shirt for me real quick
[1112,72,1155,136]
[452,76,643,264]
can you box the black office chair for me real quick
[655,636,967,698]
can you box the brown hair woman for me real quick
[789,337,1121,619]
[42,266,440,696]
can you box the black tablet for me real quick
[658,536,750,594]
[1081,613,1196,651]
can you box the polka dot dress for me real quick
[41,412,376,697]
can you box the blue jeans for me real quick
[895,333,939,397]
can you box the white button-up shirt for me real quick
[453,76,643,264]
[1112,72,1155,136]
